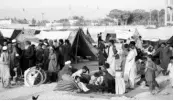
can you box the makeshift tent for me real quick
[0,28,14,38]
[103,29,117,42]
[68,28,98,61]
[138,27,172,41]
[0,31,4,45]
[85,29,95,44]
[11,29,22,40]
[166,36,173,44]
[35,30,71,40]
[11,29,41,40]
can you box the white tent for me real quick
[0,28,14,38]
[35,31,71,40]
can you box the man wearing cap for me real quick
[10,40,22,80]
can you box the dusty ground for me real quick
[0,61,173,100]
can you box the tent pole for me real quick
[75,30,80,64]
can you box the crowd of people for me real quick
[0,38,72,87]
[0,34,173,96]
[97,35,173,94]
[53,34,172,95]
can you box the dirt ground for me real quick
[0,61,173,100]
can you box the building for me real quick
[0,19,12,25]
[165,0,173,26]
[69,19,78,25]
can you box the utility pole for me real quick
[42,13,44,21]
[150,9,152,25]
[158,10,160,26]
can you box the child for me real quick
[75,76,90,93]
[136,58,147,86]
[0,46,11,88]
[167,56,173,88]
[145,55,160,94]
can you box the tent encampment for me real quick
[36,28,98,60]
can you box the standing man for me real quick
[42,43,50,71]
[124,41,137,89]
[11,39,22,78]
[153,43,173,75]
[98,39,107,66]
[64,39,71,62]
[106,39,117,77]
[35,43,44,66]
[58,39,65,70]
[22,41,34,73]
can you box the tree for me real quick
[151,10,159,25]
[159,9,165,26]
[32,18,37,25]
[37,20,50,26]
[131,9,149,25]
[121,11,131,25]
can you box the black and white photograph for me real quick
[0,0,173,100]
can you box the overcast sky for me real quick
[0,0,166,21]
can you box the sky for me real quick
[0,0,166,21]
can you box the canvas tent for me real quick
[84,29,95,43]
[68,28,98,61]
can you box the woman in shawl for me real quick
[0,46,11,88]
[54,61,78,92]
[48,46,58,82]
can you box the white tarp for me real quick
[0,28,14,38]
[35,31,71,40]
[83,26,173,42]
[138,27,173,41]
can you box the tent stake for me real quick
[75,30,80,64]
